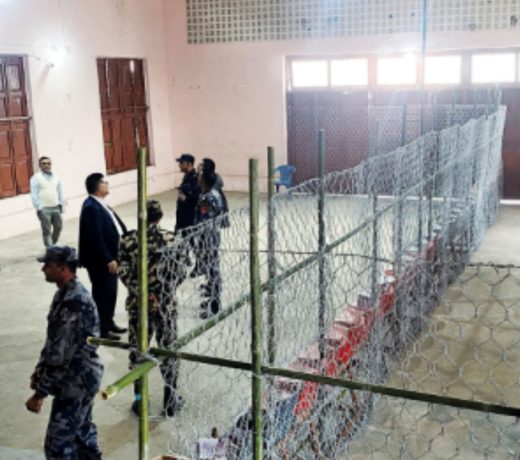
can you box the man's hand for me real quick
[108,260,118,274]
[30,369,41,390]
[25,393,44,414]
[178,192,186,202]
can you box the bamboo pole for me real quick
[318,130,326,365]
[102,360,156,400]
[93,143,472,399]
[249,158,263,460]
[92,340,520,419]
[267,147,276,367]
[137,146,149,460]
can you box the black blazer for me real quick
[79,196,127,270]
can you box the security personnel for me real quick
[26,246,103,460]
[194,170,224,319]
[175,153,199,235]
[118,200,187,417]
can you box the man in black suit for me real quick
[79,173,127,340]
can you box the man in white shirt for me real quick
[30,157,64,248]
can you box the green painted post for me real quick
[318,130,326,365]
[267,147,276,367]
[137,147,149,460]
[249,158,263,460]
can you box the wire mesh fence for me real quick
[131,105,512,459]
[288,100,499,184]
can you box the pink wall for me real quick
[1,0,519,239]
[163,0,520,191]
[0,0,176,239]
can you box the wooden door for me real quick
[501,89,520,199]
[97,58,150,174]
[0,55,33,198]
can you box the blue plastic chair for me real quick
[274,164,296,192]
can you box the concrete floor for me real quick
[0,197,518,459]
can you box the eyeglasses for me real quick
[40,162,51,166]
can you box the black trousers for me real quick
[86,267,118,336]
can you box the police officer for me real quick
[118,200,187,417]
[175,153,199,235]
[26,246,104,460]
[194,170,224,319]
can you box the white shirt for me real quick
[90,195,124,236]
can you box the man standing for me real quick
[194,170,224,319]
[175,153,199,236]
[119,200,187,416]
[26,246,104,460]
[30,156,65,248]
[79,173,127,340]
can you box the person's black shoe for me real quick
[131,400,152,417]
[111,324,128,334]
[101,331,121,341]
[161,396,184,418]
[199,310,211,320]
[190,263,205,278]
[131,400,139,416]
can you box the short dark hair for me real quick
[201,170,217,189]
[64,261,78,273]
[85,173,104,194]
[202,158,216,173]
[54,260,78,274]
[39,156,51,165]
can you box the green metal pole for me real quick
[249,158,263,460]
[137,147,149,460]
[318,130,326,365]
[419,0,428,136]
[92,341,520,419]
[400,104,407,147]
[370,125,380,301]
[267,147,276,367]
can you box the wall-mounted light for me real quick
[47,46,68,68]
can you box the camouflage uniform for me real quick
[118,222,186,410]
[34,277,104,460]
[195,188,224,316]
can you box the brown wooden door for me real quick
[501,89,520,199]
[97,58,150,174]
[0,55,33,198]
[287,91,370,184]
[288,88,520,198]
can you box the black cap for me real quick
[37,246,78,263]
[176,153,195,164]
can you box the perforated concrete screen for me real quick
[186,0,520,44]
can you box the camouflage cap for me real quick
[147,199,163,221]
[37,246,78,263]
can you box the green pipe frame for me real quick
[137,147,149,460]
[89,337,520,419]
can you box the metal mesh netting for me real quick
[148,106,509,459]
[288,101,498,184]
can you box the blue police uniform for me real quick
[34,276,104,459]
